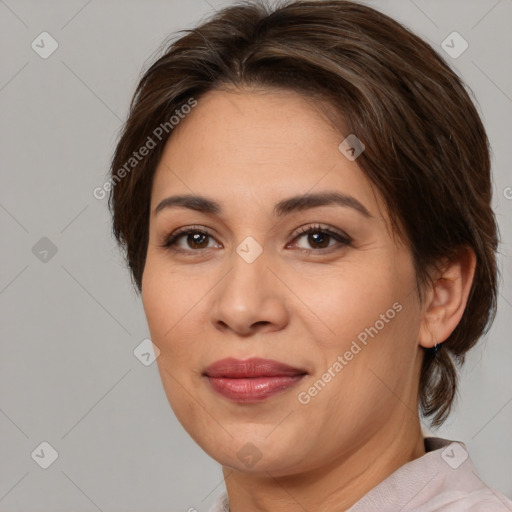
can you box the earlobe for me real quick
[418,247,477,349]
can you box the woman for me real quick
[108,0,511,510]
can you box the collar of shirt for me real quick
[208,437,512,512]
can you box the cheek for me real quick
[141,257,186,353]
[295,297,421,444]
[141,269,170,338]
[141,256,212,369]
[141,262,205,414]
[142,252,193,328]
[295,253,421,410]
[296,259,412,351]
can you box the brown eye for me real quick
[161,228,220,253]
[305,231,331,249]
[290,225,352,252]
[185,232,209,249]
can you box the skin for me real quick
[141,88,476,511]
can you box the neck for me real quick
[222,417,425,512]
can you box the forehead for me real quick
[150,88,382,220]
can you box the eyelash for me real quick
[159,224,352,255]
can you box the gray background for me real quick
[0,0,511,510]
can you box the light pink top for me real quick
[208,438,512,511]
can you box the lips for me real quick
[203,357,308,378]
[203,358,308,402]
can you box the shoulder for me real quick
[349,438,512,512]
[415,438,512,512]
[416,487,512,512]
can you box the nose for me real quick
[210,246,289,337]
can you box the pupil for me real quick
[189,233,208,248]
[309,232,329,248]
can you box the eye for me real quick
[160,226,220,253]
[160,224,352,255]
[287,224,352,252]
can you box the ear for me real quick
[418,247,477,349]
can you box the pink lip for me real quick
[203,358,308,403]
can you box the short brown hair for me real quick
[108,0,499,426]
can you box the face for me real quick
[142,88,425,476]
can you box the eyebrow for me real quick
[154,191,372,218]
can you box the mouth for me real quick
[203,357,308,403]
[203,357,308,378]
